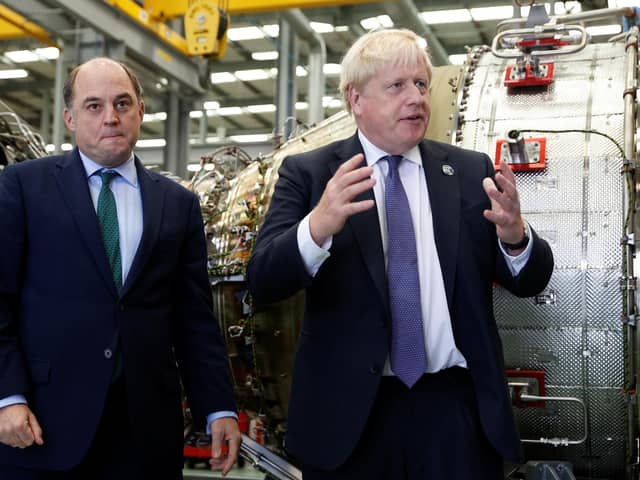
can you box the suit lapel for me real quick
[55,149,118,296]
[420,141,460,307]
[122,158,165,295]
[331,135,389,314]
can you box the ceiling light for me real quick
[203,101,220,110]
[45,144,55,152]
[421,9,472,24]
[322,97,342,109]
[310,22,334,33]
[229,134,271,143]
[5,50,38,63]
[189,111,203,118]
[296,66,308,77]
[360,15,394,30]
[5,47,59,63]
[36,47,60,60]
[234,69,270,81]
[262,25,279,37]
[211,72,236,84]
[470,6,514,21]
[143,112,167,122]
[246,104,276,113]
[586,24,622,36]
[296,102,308,110]
[136,139,166,148]
[334,26,349,32]
[323,64,341,75]
[0,69,28,79]
[217,107,243,116]
[61,143,73,151]
[227,26,265,41]
[252,51,278,61]
[187,164,202,172]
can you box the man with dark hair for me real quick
[0,57,240,479]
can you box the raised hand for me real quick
[309,153,376,246]
[482,157,526,248]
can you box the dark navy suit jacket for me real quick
[0,149,235,472]
[247,134,553,469]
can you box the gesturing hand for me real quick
[309,153,376,246]
[482,157,526,247]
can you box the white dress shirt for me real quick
[296,131,533,376]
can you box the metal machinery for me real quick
[0,100,47,168]
[195,6,640,480]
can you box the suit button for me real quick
[370,365,380,375]
[104,349,113,359]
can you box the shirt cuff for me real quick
[0,395,27,409]
[297,213,332,277]
[206,411,238,434]
[499,221,534,276]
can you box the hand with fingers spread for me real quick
[0,404,44,449]
[208,417,241,476]
[309,153,376,246]
[482,157,526,251]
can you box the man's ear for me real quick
[347,85,361,115]
[63,108,76,132]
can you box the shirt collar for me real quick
[357,130,422,168]
[80,150,139,188]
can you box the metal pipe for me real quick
[239,434,302,480]
[497,7,636,33]
[622,26,639,475]
[52,43,65,154]
[491,24,588,59]
[282,9,326,126]
[519,394,588,446]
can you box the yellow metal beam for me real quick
[143,0,386,18]
[227,0,386,15]
[0,5,56,46]
[103,0,189,55]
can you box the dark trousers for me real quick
[0,377,179,480]
[302,367,503,480]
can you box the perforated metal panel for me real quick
[459,42,630,479]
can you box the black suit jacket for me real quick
[0,149,235,472]
[247,134,553,469]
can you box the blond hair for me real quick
[339,29,433,113]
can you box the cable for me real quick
[509,128,625,158]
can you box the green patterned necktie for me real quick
[97,170,123,293]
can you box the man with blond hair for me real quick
[248,29,553,479]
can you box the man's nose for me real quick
[407,84,426,104]
[104,105,119,123]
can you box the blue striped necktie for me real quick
[384,155,427,388]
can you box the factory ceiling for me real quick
[0,0,628,151]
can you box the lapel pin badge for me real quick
[442,164,455,176]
